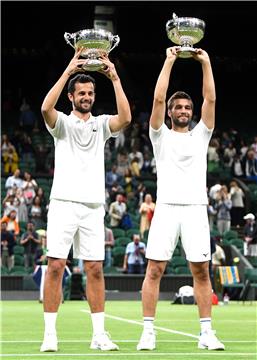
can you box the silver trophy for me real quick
[166,13,205,58]
[64,28,120,71]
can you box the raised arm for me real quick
[97,55,131,132]
[150,47,179,130]
[41,48,85,129]
[193,49,216,129]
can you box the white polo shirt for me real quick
[46,111,118,204]
[150,120,213,205]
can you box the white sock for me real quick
[200,317,212,333]
[143,317,154,332]
[91,312,105,335]
[44,312,57,335]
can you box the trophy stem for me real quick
[180,36,193,48]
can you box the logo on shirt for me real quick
[202,253,209,257]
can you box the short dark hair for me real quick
[67,74,96,94]
[167,91,193,112]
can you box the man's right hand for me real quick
[64,48,88,76]
[166,46,180,62]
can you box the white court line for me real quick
[81,310,199,339]
[1,353,256,357]
[1,340,256,343]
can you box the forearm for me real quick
[202,61,216,102]
[112,78,131,126]
[41,71,70,113]
[154,58,175,103]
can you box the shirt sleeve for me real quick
[44,111,66,139]
[149,123,166,145]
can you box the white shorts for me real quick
[46,199,105,260]
[146,203,211,262]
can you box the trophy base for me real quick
[82,59,104,72]
[177,46,196,58]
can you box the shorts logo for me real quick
[203,253,208,257]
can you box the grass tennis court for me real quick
[1,300,256,359]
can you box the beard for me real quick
[172,116,190,128]
[73,100,93,114]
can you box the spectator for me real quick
[116,150,130,176]
[105,164,122,191]
[229,181,245,227]
[2,192,19,218]
[139,193,155,238]
[128,145,144,171]
[207,198,217,231]
[0,209,20,237]
[19,98,38,133]
[1,134,13,158]
[29,196,45,229]
[243,213,257,257]
[223,142,237,168]
[123,234,146,274]
[244,149,257,182]
[1,221,16,270]
[104,226,115,268]
[109,194,127,228]
[2,145,19,175]
[5,169,24,191]
[22,171,38,205]
[20,221,41,267]
[231,154,245,178]
[15,188,29,223]
[214,185,232,236]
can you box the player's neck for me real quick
[72,110,92,121]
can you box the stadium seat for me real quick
[114,237,131,247]
[223,230,239,240]
[171,256,187,268]
[13,245,25,255]
[103,266,119,274]
[9,266,28,275]
[174,266,191,275]
[112,246,125,267]
[125,228,140,239]
[14,254,25,266]
[112,228,126,239]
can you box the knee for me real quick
[191,263,210,282]
[86,262,103,281]
[47,259,65,279]
[147,263,164,281]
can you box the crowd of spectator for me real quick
[1,101,257,276]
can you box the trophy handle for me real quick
[110,35,120,52]
[64,32,75,48]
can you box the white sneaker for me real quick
[90,332,119,351]
[40,333,58,352]
[198,330,225,350]
[137,330,156,350]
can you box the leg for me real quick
[190,261,225,350]
[44,258,66,312]
[142,260,167,317]
[189,261,212,318]
[84,260,105,313]
[137,260,167,350]
[40,258,66,352]
[84,260,118,351]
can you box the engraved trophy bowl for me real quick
[166,13,205,58]
[64,28,120,71]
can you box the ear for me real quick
[67,93,73,102]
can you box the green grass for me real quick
[1,300,257,359]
